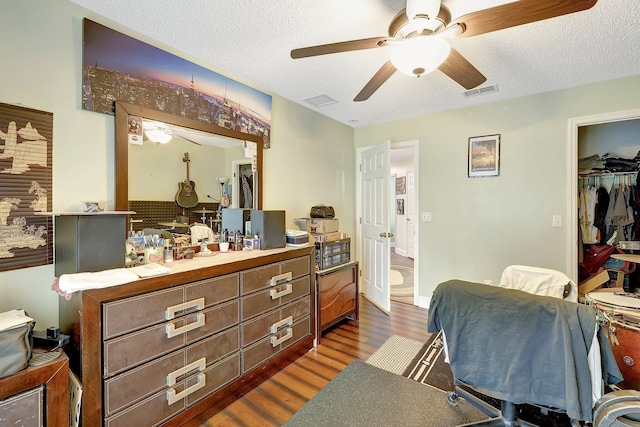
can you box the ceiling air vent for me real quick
[304,94,337,108]
[463,84,499,98]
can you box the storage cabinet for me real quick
[59,246,315,426]
[0,351,69,427]
[316,261,359,339]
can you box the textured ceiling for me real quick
[69,0,640,127]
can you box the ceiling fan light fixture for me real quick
[144,129,172,144]
[406,0,440,21]
[390,36,450,77]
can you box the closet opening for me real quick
[577,118,640,292]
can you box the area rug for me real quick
[365,334,424,375]
[390,265,414,296]
[283,359,489,427]
[390,269,403,285]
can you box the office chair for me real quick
[428,279,622,427]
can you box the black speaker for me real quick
[250,210,285,249]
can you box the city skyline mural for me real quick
[82,19,272,148]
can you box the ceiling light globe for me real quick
[390,36,451,77]
[144,129,172,144]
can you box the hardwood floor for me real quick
[200,296,430,426]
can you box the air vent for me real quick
[463,84,499,98]
[304,94,338,107]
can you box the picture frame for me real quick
[395,176,406,195]
[396,199,405,215]
[468,134,500,178]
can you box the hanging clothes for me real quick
[579,185,599,244]
[593,185,610,244]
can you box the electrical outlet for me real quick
[421,212,432,222]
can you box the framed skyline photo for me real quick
[468,134,500,177]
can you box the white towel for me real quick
[57,268,139,294]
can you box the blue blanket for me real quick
[427,280,622,422]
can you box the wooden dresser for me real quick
[0,352,69,427]
[59,245,315,426]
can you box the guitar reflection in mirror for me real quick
[175,152,198,208]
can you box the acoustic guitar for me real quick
[175,152,198,208]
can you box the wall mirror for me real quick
[114,101,263,214]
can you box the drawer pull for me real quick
[270,316,293,333]
[269,284,292,299]
[270,272,292,287]
[166,373,206,405]
[166,313,205,338]
[165,298,205,320]
[270,327,293,347]
[166,357,206,386]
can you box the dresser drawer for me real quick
[242,316,311,373]
[321,282,356,327]
[242,296,311,346]
[105,353,240,427]
[241,276,310,321]
[104,327,239,417]
[104,300,239,376]
[103,274,239,339]
[0,386,43,427]
[240,256,310,295]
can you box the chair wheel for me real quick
[447,391,459,406]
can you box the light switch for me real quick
[552,215,562,228]
[421,212,432,222]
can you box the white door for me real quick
[407,169,415,259]
[361,141,391,312]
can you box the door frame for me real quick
[356,139,420,308]
[568,108,640,282]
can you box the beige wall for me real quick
[0,0,354,328]
[355,75,640,305]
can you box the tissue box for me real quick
[244,237,260,250]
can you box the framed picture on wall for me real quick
[396,176,406,194]
[468,134,500,177]
[396,199,405,215]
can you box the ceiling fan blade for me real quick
[453,0,597,38]
[438,48,486,90]
[291,37,391,59]
[354,61,397,102]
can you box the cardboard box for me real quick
[311,231,342,243]
[306,218,339,234]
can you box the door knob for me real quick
[380,232,387,238]
[388,233,394,238]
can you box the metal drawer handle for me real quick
[270,327,293,347]
[269,272,292,287]
[166,313,205,338]
[166,357,206,386]
[270,316,293,333]
[269,284,292,299]
[166,373,206,405]
[165,298,205,320]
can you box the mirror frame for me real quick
[114,101,263,211]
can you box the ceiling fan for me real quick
[291,0,597,102]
